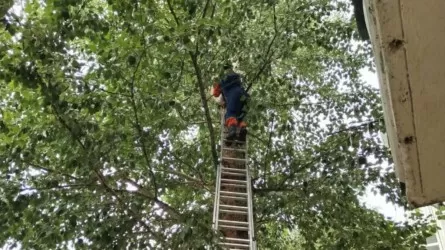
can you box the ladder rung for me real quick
[220,195,247,201]
[221,167,246,173]
[221,183,246,188]
[220,209,248,215]
[221,179,247,184]
[218,242,250,248]
[222,157,247,162]
[220,191,247,196]
[219,220,248,226]
[220,204,248,210]
[221,171,246,177]
[223,139,246,144]
[222,147,247,152]
[222,166,246,170]
[224,237,250,243]
[219,224,249,230]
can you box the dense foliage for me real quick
[0,0,437,249]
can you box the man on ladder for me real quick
[209,63,256,249]
[211,63,249,142]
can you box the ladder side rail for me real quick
[246,138,256,250]
[212,164,220,229]
[212,108,225,231]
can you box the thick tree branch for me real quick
[166,0,180,25]
[124,178,180,218]
[19,184,94,192]
[190,54,219,169]
[85,170,168,239]
[201,0,211,18]
[163,168,205,185]
[167,0,219,169]
[273,4,278,33]
[210,3,216,18]
[328,120,379,136]
[51,95,163,233]
[25,161,80,181]
[126,33,159,198]
[169,150,207,186]
[253,187,297,194]
[51,105,86,150]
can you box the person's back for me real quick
[220,72,243,92]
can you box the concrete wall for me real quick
[364,0,445,207]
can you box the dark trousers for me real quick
[223,86,249,125]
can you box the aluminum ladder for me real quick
[211,109,256,250]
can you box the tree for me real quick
[0,0,13,19]
[0,0,436,249]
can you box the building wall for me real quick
[365,0,445,207]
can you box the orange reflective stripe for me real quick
[225,117,238,127]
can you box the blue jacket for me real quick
[220,73,243,94]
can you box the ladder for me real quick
[211,109,256,250]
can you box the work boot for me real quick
[226,126,237,141]
[238,127,247,142]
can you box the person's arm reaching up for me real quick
[212,82,222,97]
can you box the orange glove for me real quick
[212,82,222,97]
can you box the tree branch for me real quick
[50,106,120,196]
[127,31,159,198]
[253,187,297,194]
[247,131,269,145]
[263,115,275,181]
[210,3,216,18]
[51,94,160,232]
[201,0,211,18]
[99,87,132,98]
[167,0,219,169]
[124,178,181,218]
[169,150,207,187]
[51,104,86,150]
[166,0,180,25]
[190,54,219,169]
[273,5,278,33]
[246,5,280,92]
[24,161,80,181]
[19,184,94,192]
[163,168,205,185]
[328,120,379,136]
